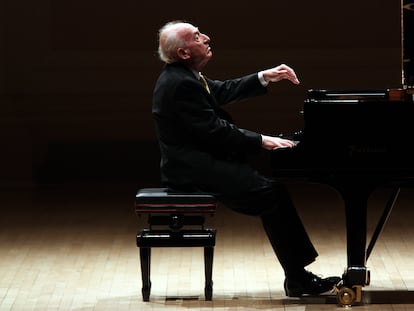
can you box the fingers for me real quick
[262,135,296,150]
[276,64,300,84]
[266,64,300,85]
[274,138,296,149]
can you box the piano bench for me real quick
[134,188,217,301]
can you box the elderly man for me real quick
[151,20,340,297]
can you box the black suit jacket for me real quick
[152,62,269,197]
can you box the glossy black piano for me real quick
[275,88,414,175]
[271,88,414,306]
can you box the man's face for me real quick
[180,24,212,71]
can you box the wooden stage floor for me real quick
[1,182,414,310]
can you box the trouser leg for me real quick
[221,182,318,273]
[260,184,318,272]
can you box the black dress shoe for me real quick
[284,270,341,297]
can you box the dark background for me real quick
[0,0,403,187]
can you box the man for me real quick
[152,20,340,297]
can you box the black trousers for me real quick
[219,179,318,273]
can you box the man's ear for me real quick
[177,48,190,60]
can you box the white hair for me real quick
[157,21,191,64]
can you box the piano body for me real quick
[272,88,414,306]
[271,0,414,305]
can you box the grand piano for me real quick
[272,88,414,305]
[271,1,414,306]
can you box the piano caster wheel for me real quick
[336,286,356,307]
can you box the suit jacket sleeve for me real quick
[208,73,268,106]
[173,73,266,156]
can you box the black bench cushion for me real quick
[135,188,217,213]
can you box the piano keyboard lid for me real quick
[306,89,413,103]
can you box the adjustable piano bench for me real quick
[134,188,217,301]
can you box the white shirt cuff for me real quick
[258,71,269,87]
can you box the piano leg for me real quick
[333,181,402,306]
[343,187,368,268]
[333,181,375,306]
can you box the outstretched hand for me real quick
[262,64,300,85]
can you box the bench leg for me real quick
[204,246,214,301]
[139,247,151,301]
